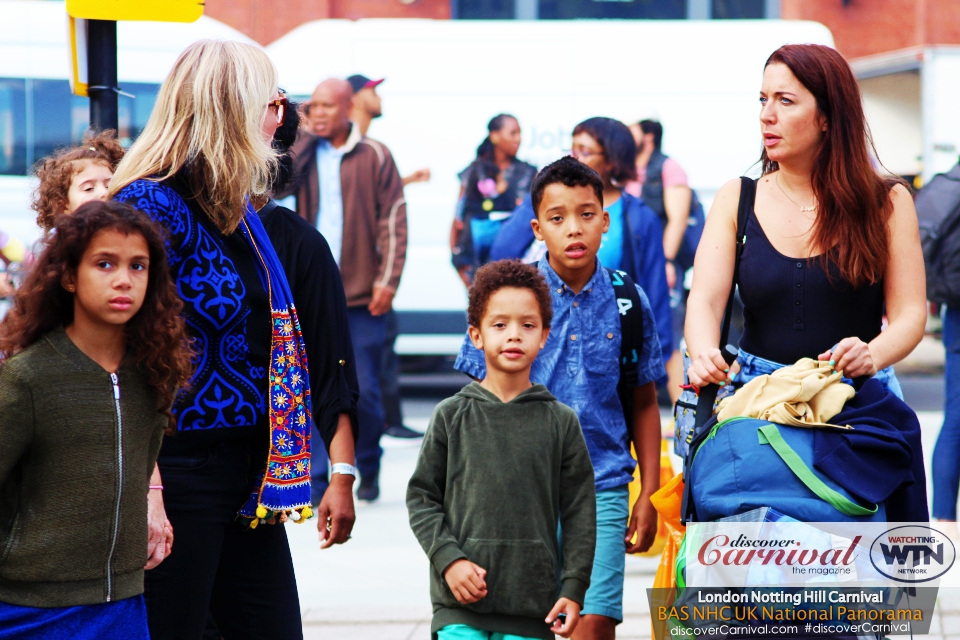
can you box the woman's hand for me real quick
[317,474,356,549]
[818,338,877,378]
[687,348,737,388]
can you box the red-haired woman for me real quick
[683,45,925,433]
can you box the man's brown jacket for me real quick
[278,125,407,308]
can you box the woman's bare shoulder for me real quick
[708,177,747,224]
[886,182,918,225]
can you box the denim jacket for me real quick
[455,257,666,491]
[489,193,672,367]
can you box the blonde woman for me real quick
[111,40,358,639]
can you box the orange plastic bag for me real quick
[650,473,686,640]
[627,439,676,556]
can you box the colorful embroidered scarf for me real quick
[236,209,313,525]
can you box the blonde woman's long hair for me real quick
[110,40,277,234]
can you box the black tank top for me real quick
[737,210,884,364]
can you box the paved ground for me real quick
[293,375,957,639]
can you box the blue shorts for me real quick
[438,624,539,640]
[581,485,630,622]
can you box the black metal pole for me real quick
[87,19,118,132]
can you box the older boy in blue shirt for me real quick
[455,157,665,640]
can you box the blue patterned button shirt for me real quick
[454,257,665,491]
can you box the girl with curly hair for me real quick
[31,130,125,232]
[0,200,193,639]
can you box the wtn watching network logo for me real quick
[870,525,957,583]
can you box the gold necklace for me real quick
[775,173,817,213]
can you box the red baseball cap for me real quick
[347,75,384,94]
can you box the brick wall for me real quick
[782,0,960,59]
[204,0,450,46]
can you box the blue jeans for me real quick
[732,350,903,398]
[934,306,960,519]
[380,309,404,429]
[347,307,388,480]
[675,348,903,458]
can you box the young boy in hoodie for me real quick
[407,259,597,640]
[455,157,666,640]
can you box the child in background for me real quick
[455,157,665,640]
[0,201,193,639]
[408,259,596,640]
[32,130,125,231]
[0,230,24,297]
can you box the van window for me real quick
[0,78,160,176]
[538,0,686,19]
[0,79,27,175]
[712,0,765,19]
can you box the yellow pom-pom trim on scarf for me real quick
[242,506,314,529]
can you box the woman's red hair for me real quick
[762,44,897,288]
[0,201,194,434]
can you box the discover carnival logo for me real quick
[869,525,956,583]
[697,534,860,575]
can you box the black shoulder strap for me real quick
[719,177,756,348]
[606,267,643,387]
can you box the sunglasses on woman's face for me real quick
[268,92,288,126]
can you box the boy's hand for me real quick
[625,494,658,553]
[444,559,487,604]
[545,597,580,637]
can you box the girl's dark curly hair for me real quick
[0,201,194,434]
[32,130,126,231]
[467,259,553,329]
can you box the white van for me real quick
[0,0,254,246]
[0,7,834,355]
[266,18,834,355]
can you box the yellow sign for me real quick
[68,16,88,97]
[66,0,203,23]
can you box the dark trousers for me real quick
[347,307,387,480]
[145,440,302,640]
[380,309,404,429]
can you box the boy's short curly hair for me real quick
[467,259,553,329]
[32,130,125,231]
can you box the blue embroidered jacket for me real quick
[115,179,270,439]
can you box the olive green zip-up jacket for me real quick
[0,329,166,607]
[407,383,596,639]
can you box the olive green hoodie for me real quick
[407,382,596,640]
[0,329,166,607]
